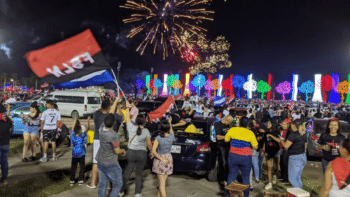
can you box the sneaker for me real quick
[78,180,84,185]
[70,181,75,186]
[135,194,142,197]
[51,156,58,161]
[39,157,48,162]
[86,182,97,189]
[31,156,36,161]
[272,175,277,184]
[265,182,273,190]
[22,158,30,162]
[119,192,125,197]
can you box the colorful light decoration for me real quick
[217,74,223,97]
[167,74,175,95]
[153,78,163,96]
[329,74,340,103]
[267,74,272,100]
[153,74,158,95]
[312,74,323,102]
[292,74,299,101]
[174,74,180,95]
[338,80,349,102]
[231,75,246,98]
[321,74,332,102]
[257,80,271,100]
[244,74,257,99]
[204,79,213,97]
[162,74,168,96]
[299,80,314,102]
[135,79,145,95]
[191,74,206,96]
[145,75,150,94]
[346,74,350,104]
[183,73,191,96]
[275,81,291,101]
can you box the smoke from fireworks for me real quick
[120,0,214,60]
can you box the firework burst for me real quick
[120,0,214,60]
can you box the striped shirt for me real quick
[225,127,258,156]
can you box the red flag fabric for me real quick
[148,96,175,122]
[225,94,235,105]
[288,101,294,110]
[332,157,350,189]
[174,95,181,100]
[25,29,111,84]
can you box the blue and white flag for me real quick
[214,96,226,106]
[53,70,114,89]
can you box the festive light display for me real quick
[191,74,206,96]
[167,74,175,94]
[153,74,158,95]
[312,74,323,102]
[257,80,271,100]
[120,0,214,60]
[183,73,191,96]
[136,79,145,95]
[321,74,332,102]
[244,74,256,99]
[211,79,219,97]
[275,81,291,101]
[346,74,350,104]
[292,74,298,101]
[231,75,246,98]
[146,75,151,94]
[189,36,232,75]
[154,78,163,96]
[217,74,223,97]
[329,74,340,103]
[267,74,272,100]
[338,80,349,102]
[185,80,197,92]
[172,79,183,96]
[204,79,213,97]
[299,80,314,102]
[162,74,168,96]
[222,78,232,96]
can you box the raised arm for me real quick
[109,97,120,114]
[72,118,78,132]
[169,117,174,134]
[125,101,131,123]
[320,162,333,197]
[87,116,91,131]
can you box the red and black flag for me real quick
[25,29,111,84]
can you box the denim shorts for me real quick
[23,126,39,136]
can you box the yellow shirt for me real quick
[225,127,258,155]
[122,110,127,123]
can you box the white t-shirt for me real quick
[5,98,16,104]
[292,113,301,120]
[41,109,61,130]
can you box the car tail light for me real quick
[84,105,87,111]
[196,142,211,153]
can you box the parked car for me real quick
[28,94,44,102]
[337,112,350,124]
[39,90,101,119]
[136,101,163,115]
[306,119,350,158]
[147,117,224,182]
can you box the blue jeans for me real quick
[252,151,260,180]
[227,153,252,197]
[322,158,330,173]
[288,153,306,188]
[98,163,123,197]
[0,145,10,181]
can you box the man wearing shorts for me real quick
[39,100,61,162]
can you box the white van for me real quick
[40,90,101,118]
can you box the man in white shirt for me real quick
[5,95,16,104]
[39,100,61,162]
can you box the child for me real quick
[70,117,90,186]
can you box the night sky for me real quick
[1,0,350,88]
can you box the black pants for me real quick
[218,145,228,182]
[123,123,129,140]
[122,149,147,194]
[70,155,85,181]
[280,149,289,181]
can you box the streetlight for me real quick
[117,62,121,81]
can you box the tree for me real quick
[135,79,145,95]
[154,78,163,95]
[147,79,154,95]
[338,80,349,102]
[172,79,183,95]
[20,77,29,87]
[321,75,332,102]
[222,78,232,96]
[211,79,219,97]
[191,74,206,96]
[167,74,176,94]
[204,79,213,97]
[275,81,291,101]
[0,72,8,87]
[257,80,271,100]
[243,79,257,98]
[231,75,245,98]
[299,80,314,102]
[185,80,197,94]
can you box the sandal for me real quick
[22,158,30,162]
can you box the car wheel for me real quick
[207,159,218,182]
[71,111,79,119]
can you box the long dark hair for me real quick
[325,118,341,135]
[30,102,40,119]
[135,114,145,136]
[290,119,303,132]
[342,139,350,154]
[159,119,170,138]
[74,120,82,136]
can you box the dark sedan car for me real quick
[147,117,223,181]
[136,101,163,115]
[306,119,350,158]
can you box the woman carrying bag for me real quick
[120,101,153,197]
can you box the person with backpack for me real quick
[70,117,90,186]
[119,101,153,197]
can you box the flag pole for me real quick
[109,69,127,101]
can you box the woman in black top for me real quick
[0,104,13,185]
[271,119,307,189]
[317,118,345,173]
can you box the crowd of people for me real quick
[0,90,350,197]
